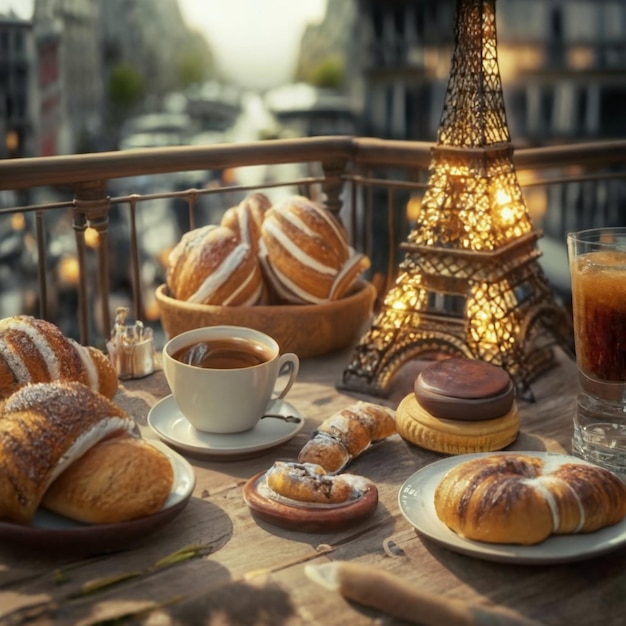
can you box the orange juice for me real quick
[571,250,626,382]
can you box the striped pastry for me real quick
[220,192,271,256]
[260,196,370,304]
[0,315,118,400]
[298,401,396,473]
[166,224,264,306]
[0,380,136,524]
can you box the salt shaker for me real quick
[106,307,155,379]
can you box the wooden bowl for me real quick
[155,281,377,358]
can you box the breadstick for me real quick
[305,561,540,626]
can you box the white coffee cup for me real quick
[162,325,299,433]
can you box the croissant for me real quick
[0,315,118,400]
[298,401,396,473]
[434,453,626,545]
[0,381,136,524]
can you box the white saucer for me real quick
[147,395,305,459]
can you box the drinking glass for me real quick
[567,227,626,477]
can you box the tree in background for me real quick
[308,55,345,90]
[177,39,213,90]
[106,62,145,135]
[109,62,146,110]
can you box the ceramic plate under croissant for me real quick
[155,280,376,358]
[398,452,626,564]
[0,442,195,558]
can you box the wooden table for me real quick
[1,347,624,626]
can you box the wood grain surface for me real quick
[1,347,623,626]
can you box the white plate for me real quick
[398,451,626,564]
[148,395,305,459]
[0,441,196,557]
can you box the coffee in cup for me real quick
[172,337,273,370]
[162,325,299,433]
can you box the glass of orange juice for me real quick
[568,227,626,477]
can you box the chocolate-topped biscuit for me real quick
[414,358,515,421]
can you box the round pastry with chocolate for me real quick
[395,358,519,454]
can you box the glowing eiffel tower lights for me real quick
[341,0,573,400]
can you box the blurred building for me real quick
[346,0,626,296]
[0,12,37,158]
[352,0,626,144]
[0,0,103,158]
[33,0,102,156]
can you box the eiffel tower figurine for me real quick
[341,0,574,401]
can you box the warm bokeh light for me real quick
[10,213,25,231]
[57,255,80,286]
[85,227,99,249]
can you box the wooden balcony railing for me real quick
[0,136,625,348]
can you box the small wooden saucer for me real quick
[243,472,378,533]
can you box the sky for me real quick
[0,0,32,18]
[0,0,328,90]
[177,0,328,89]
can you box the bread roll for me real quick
[434,454,626,545]
[220,192,271,255]
[166,224,264,306]
[298,401,396,473]
[0,381,136,524]
[0,315,118,400]
[260,196,369,304]
[42,436,174,524]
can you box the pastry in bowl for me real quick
[260,195,370,304]
[166,224,264,306]
[156,192,376,357]
[220,192,271,255]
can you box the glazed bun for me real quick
[434,453,626,545]
[42,436,174,524]
[0,381,136,524]
[260,196,369,304]
[220,192,271,256]
[166,224,264,306]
